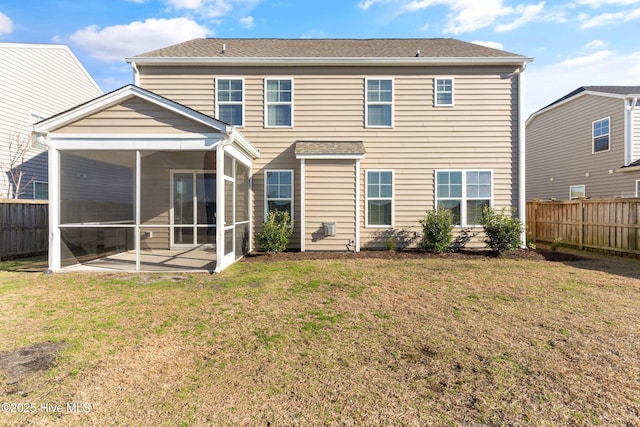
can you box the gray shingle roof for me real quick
[134,38,526,59]
[295,141,366,156]
[539,86,640,112]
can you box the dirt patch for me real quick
[241,247,586,263]
[0,341,66,386]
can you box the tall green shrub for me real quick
[419,208,454,253]
[479,205,523,255]
[257,210,293,254]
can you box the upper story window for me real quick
[593,117,610,153]
[216,78,244,127]
[434,78,454,107]
[366,78,393,127]
[436,170,492,226]
[265,79,293,127]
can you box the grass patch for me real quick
[1,252,639,425]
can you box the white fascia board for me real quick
[224,144,254,168]
[230,129,260,159]
[49,133,224,150]
[295,154,365,160]
[127,56,533,67]
[33,86,230,135]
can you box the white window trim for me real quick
[434,77,455,107]
[33,180,48,200]
[264,169,294,224]
[592,117,611,154]
[365,169,394,228]
[435,169,493,227]
[215,77,245,128]
[365,77,394,128]
[264,78,294,128]
[636,180,640,197]
[30,112,47,125]
[570,184,586,200]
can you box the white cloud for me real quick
[240,16,254,28]
[585,39,607,50]
[471,40,504,50]
[301,30,328,39]
[495,2,545,32]
[358,0,393,11]
[580,7,640,28]
[164,0,261,19]
[526,50,640,116]
[576,0,640,6]
[69,18,211,61]
[0,11,13,36]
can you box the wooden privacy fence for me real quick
[0,200,48,260]
[527,199,640,255]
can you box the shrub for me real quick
[385,239,397,251]
[419,208,454,253]
[479,205,523,255]
[550,238,563,252]
[257,210,293,254]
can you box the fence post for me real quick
[531,201,537,243]
[579,199,584,250]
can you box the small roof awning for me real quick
[295,141,366,160]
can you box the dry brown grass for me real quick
[1,248,639,426]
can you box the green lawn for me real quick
[0,250,639,426]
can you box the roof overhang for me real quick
[126,56,533,67]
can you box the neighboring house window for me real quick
[366,170,393,227]
[265,79,293,127]
[570,185,586,199]
[216,78,244,126]
[30,112,46,125]
[636,180,640,197]
[436,170,492,226]
[33,181,48,200]
[434,78,454,106]
[593,117,610,153]
[265,170,293,222]
[366,78,393,127]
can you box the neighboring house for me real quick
[527,86,640,200]
[0,42,102,199]
[33,38,531,272]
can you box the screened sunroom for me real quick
[33,86,259,273]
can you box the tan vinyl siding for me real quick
[304,160,355,250]
[527,95,634,200]
[56,98,217,134]
[139,64,520,250]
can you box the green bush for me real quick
[479,205,523,255]
[419,208,454,253]
[257,210,293,254]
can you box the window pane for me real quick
[219,105,242,126]
[267,200,291,215]
[437,184,450,198]
[467,200,489,225]
[268,105,291,126]
[368,200,391,226]
[438,200,461,226]
[368,105,391,126]
[450,184,462,198]
[594,136,609,152]
[450,172,462,185]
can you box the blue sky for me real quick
[1,0,639,116]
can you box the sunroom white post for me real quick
[518,64,527,248]
[300,159,306,252]
[215,144,225,272]
[355,159,361,252]
[49,146,61,271]
[135,150,141,271]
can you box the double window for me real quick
[366,170,393,227]
[434,78,454,106]
[216,78,244,127]
[265,170,293,222]
[436,170,492,226]
[593,117,610,153]
[366,78,393,127]
[265,79,293,127]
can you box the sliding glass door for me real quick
[171,170,216,247]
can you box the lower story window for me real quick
[265,170,293,222]
[436,170,492,226]
[367,170,393,226]
[570,185,586,199]
[33,181,48,200]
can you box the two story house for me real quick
[33,38,532,272]
[0,42,102,199]
[527,86,640,200]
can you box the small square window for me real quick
[435,78,454,107]
[570,185,586,199]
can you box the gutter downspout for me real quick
[214,128,236,273]
[517,63,527,248]
[131,61,140,86]
[625,97,638,165]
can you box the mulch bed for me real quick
[242,248,587,263]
